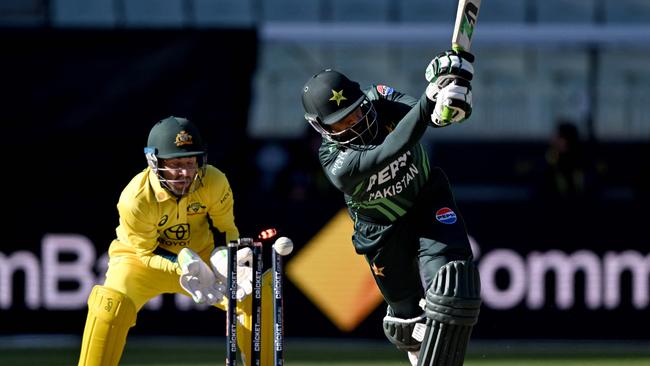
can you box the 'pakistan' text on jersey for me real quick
[319,85,437,224]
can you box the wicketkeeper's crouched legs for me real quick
[78,285,137,366]
[236,269,275,366]
[417,260,481,366]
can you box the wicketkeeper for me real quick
[301,50,481,366]
[77,116,275,366]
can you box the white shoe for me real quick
[408,350,420,366]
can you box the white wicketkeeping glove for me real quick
[178,248,226,305]
[210,246,253,301]
[425,50,475,126]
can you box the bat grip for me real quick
[441,106,454,123]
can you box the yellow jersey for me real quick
[108,164,239,275]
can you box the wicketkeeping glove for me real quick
[210,246,253,301]
[178,248,226,305]
[425,50,474,126]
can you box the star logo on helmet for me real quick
[175,130,193,147]
[329,89,347,106]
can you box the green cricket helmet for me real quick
[144,116,207,197]
[146,116,206,159]
[302,69,377,146]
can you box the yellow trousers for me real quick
[78,255,274,366]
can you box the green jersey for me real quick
[319,85,437,224]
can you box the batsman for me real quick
[301,49,481,365]
[77,116,276,366]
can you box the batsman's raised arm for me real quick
[305,49,474,193]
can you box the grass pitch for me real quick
[2,336,650,365]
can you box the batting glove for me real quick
[425,50,474,126]
[427,78,472,126]
[178,248,226,305]
[210,246,253,301]
[425,49,474,84]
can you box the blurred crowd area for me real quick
[2,0,648,228]
[3,1,648,140]
[3,0,650,26]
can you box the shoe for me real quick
[407,350,420,366]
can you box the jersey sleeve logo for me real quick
[376,85,394,96]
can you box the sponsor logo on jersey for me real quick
[330,149,351,175]
[164,224,191,240]
[366,151,419,200]
[219,187,232,204]
[435,207,457,224]
[158,215,169,226]
[376,85,394,96]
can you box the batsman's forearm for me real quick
[357,93,432,174]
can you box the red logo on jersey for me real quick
[435,207,457,224]
[376,85,394,96]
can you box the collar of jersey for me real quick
[148,169,174,202]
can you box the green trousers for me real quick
[353,168,473,318]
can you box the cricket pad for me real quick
[78,285,137,366]
[417,260,481,366]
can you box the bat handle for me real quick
[441,43,468,122]
[441,106,455,123]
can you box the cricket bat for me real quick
[441,0,481,122]
[451,0,481,52]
